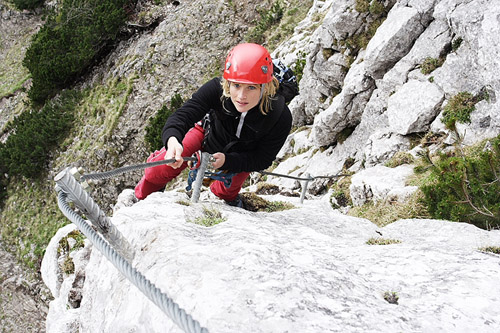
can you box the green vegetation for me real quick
[240,192,294,212]
[255,183,280,195]
[62,256,75,275]
[420,57,445,75]
[294,51,307,83]
[192,206,226,227]
[330,176,353,209]
[441,92,477,130]
[416,91,499,229]
[10,0,44,10]
[383,291,399,304]
[0,90,81,179]
[245,0,314,51]
[479,246,500,255]
[265,200,295,212]
[0,32,32,99]
[58,230,86,276]
[366,237,401,245]
[385,152,415,168]
[418,136,500,229]
[420,36,463,76]
[145,94,183,151]
[0,73,135,274]
[246,0,284,45]
[355,0,386,15]
[348,191,430,227]
[0,178,68,270]
[451,37,463,52]
[341,0,392,63]
[52,74,135,169]
[58,230,86,254]
[243,0,314,81]
[355,0,370,13]
[23,0,135,104]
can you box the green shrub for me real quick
[441,92,476,130]
[23,0,133,104]
[369,1,385,15]
[418,91,498,228]
[11,0,44,10]
[354,0,385,15]
[145,94,183,151]
[246,0,284,44]
[0,176,7,208]
[355,0,370,13]
[0,90,81,178]
[294,51,307,83]
[452,37,463,52]
[419,137,500,229]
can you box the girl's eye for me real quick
[248,85,257,90]
[233,83,240,88]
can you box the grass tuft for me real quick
[366,237,401,245]
[383,291,399,304]
[348,191,430,227]
[479,246,500,255]
[192,206,226,227]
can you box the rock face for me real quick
[0,241,49,332]
[3,0,500,330]
[350,164,418,206]
[275,0,500,187]
[42,190,500,332]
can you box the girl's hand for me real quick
[165,137,184,169]
[212,152,225,169]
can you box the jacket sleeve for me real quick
[222,105,292,172]
[162,78,221,146]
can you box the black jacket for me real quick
[162,78,292,173]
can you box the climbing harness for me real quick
[186,169,236,192]
[185,151,234,192]
[54,151,348,332]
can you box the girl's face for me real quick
[229,82,261,113]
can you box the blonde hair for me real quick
[221,77,279,115]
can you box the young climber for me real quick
[134,43,293,207]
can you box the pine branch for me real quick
[460,174,495,218]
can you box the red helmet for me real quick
[223,43,273,84]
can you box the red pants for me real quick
[135,124,250,201]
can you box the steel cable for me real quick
[259,170,349,181]
[81,157,198,181]
[57,190,209,333]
